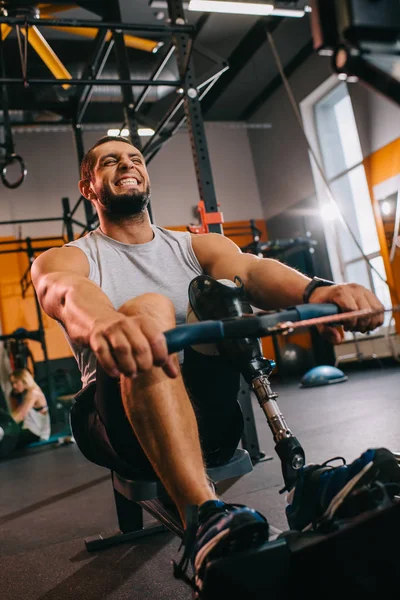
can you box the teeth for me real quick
[116,178,138,186]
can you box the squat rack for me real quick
[0,230,66,418]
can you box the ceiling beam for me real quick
[200,16,282,116]
[240,39,313,120]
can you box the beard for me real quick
[98,183,151,221]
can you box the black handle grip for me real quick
[165,320,224,354]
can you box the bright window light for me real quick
[321,203,340,222]
[107,128,154,137]
[188,0,274,16]
[381,200,392,216]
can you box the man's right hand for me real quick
[89,313,179,379]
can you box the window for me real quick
[302,80,391,334]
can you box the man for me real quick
[31,136,388,592]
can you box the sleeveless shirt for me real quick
[63,226,203,386]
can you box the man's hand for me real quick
[309,283,385,345]
[89,313,178,379]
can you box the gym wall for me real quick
[246,43,400,357]
[247,52,332,221]
[0,124,265,363]
[0,122,263,240]
[363,138,400,330]
[246,51,400,221]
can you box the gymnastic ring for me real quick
[1,154,27,189]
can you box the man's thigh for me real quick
[71,349,243,477]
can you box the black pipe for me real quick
[25,238,56,420]
[0,17,195,33]
[0,236,63,245]
[134,44,176,114]
[0,78,183,86]
[144,67,227,164]
[62,197,74,242]
[71,218,87,228]
[73,125,94,227]
[0,246,62,254]
[69,195,84,218]
[0,217,62,225]
[142,94,184,155]
[75,29,113,125]
[29,236,66,243]
[112,30,142,151]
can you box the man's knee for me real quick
[118,293,176,328]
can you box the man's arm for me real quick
[191,233,384,339]
[11,391,39,424]
[31,247,116,346]
[192,233,311,309]
[31,247,177,378]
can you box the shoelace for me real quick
[321,456,347,468]
[172,502,250,593]
[172,504,199,591]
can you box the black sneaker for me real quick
[286,447,400,531]
[173,499,269,597]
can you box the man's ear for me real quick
[79,179,97,201]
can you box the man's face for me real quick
[89,141,151,219]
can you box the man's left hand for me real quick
[309,283,385,344]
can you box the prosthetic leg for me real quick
[188,275,305,492]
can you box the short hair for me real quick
[80,135,134,181]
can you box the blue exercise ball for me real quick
[300,365,348,388]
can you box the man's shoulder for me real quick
[64,229,99,249]
[155,226,188,239]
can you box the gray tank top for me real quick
[64,226,203,386]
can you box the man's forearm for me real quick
[38,272,118,345]
[246,258,311,310]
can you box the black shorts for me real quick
[70,347,244,479]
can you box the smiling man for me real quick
[31,136,389,592]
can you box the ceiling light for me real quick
[107,128,155,137]
[381,200,392,216]
[188,0,305,16]
[188,0,274,16]
[138,128,155,136]
[108,128,130,137]
[270,8,305,17]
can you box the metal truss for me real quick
[0,1,228,231]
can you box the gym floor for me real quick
[1,365,399,600]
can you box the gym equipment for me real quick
[81,282,398,597]
[0,409,20,458]
[0,25,26,189]
[300,364,348,388]
[85,448,254,551]
[161,290,400,599]
[279,343,313,378]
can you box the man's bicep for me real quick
[191,233,256,282]
[31,247,90,284]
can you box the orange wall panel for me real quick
[363,138,400,330]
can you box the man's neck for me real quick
[99,211,154,245]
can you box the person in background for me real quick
[9,368,51,447]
